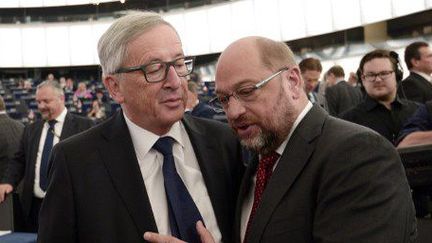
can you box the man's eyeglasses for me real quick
[209,67,289,110]
[362,70,394,82]
[114,56,195,83]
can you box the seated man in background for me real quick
[325,65,363,117]
[397,100,432,148]
[342,50,419,145]
[186,81,218,120]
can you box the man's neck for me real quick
[377,94,396,110]
[411,69,432,78]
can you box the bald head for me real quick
[215,36,308,154]
[218,37,296,74]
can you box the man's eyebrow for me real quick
[215,79,257,95]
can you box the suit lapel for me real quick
[246,105,327,243]
[181,115,233,239]
[99,112,158,235]
[28,121,44,177]
[60,112,75,140]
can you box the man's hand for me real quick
[143,221,215,243]
[0,184,13,203]
[196,221,215,243]
[143,232,186,243]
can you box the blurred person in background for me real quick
[64,78,75,93]
[299,57,328,111]
[325,65,363,117]
[0,80,93,232]
[0,95,24,180]
[397,100,432,148]
[342,50,419,145]
[398,41,432,103]
[185,81,218,120]
[94,88,112,116]
[73,82,93,99]
[87,99,107,122]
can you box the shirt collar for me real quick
[411,70,432,83]
[275,101,313,156]
[123,111,184,160]
[364,95,403,111]
[49,107,67,124]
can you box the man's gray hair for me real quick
[37,80,64,96]
[98,11,174,77]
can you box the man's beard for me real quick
[239,127,280,155]
[236,88,295,155]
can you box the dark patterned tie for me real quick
[245,151,279,241]
[153,137,204,243]
[40,120,57,191]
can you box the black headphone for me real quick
[357,50,404,89]
[390,51,404,83]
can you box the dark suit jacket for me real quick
[0,112,93,218]
[398,72,432,103]
[190,102,218,120]
[235,105,416,243]
[0,114,24,179]
[325,81,363,117]
[38,111,244,243]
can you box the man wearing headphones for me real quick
[342,49,419,145]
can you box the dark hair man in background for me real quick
[38,11,244,243]
[398,41,432,103]
[325,65,363,117]
[0,95,24,180]
[342,50,419,145]
[0,80,93,232]
[299,57,328,111]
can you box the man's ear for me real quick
[286,67,302,88]
[411,57,419,68]
[103,75,124,104]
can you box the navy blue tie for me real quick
[40,120,57,191]
[153,137,204,243]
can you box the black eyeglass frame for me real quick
[113,56,195,83]
[209,67,289,110]
[362,70,394,82]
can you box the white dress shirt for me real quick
[240,102,313,241]
[412,70,432,84]
[124,113,222,242]
[34,108,67,198]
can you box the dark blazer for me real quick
[38,111,244,243]
[325,81,363,117]
[398,72,432,103]
[190,101,218,120]
[235,105,416,243]
[0,112,93,218]
[0,114,24,179]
